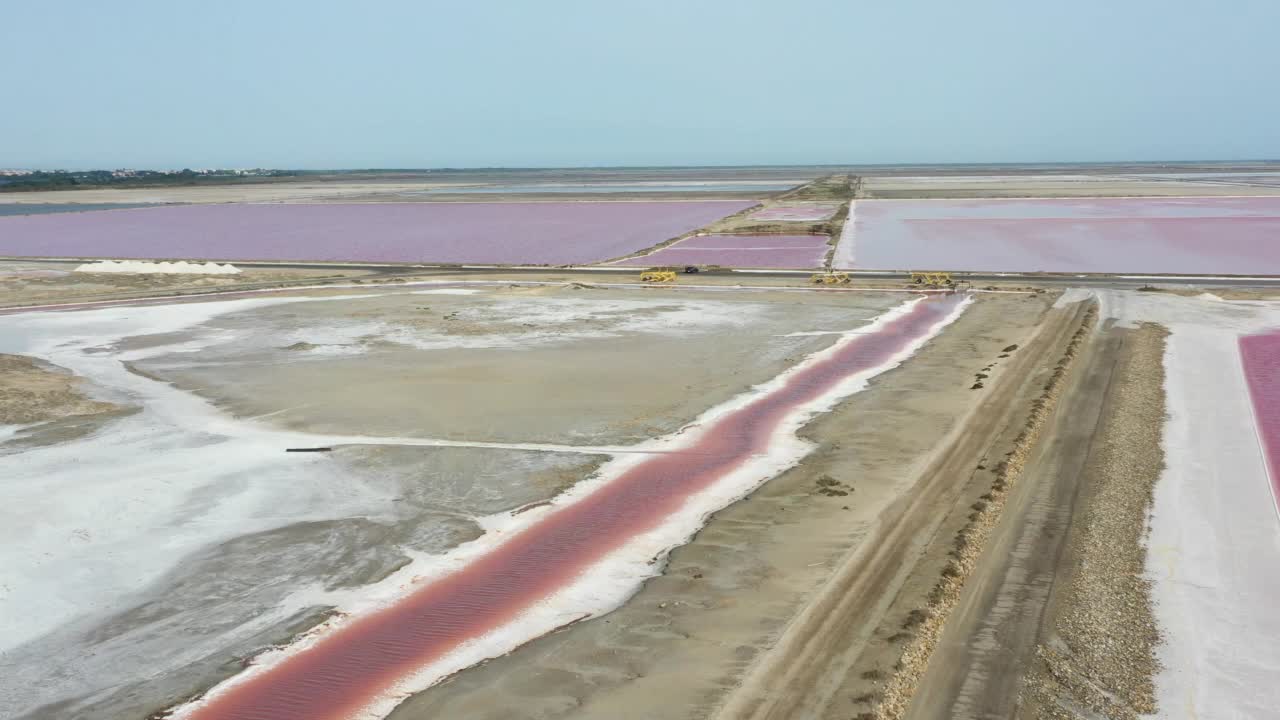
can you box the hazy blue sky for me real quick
[3,0,1278,169]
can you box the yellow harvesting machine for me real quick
[910,271,954,287]
[809,272,851,285]
[640,269,678,283]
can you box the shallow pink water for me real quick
[841,197,1280,274]
[0,201,753,265]
[181,294,965,720]
[618,233,829,268]
[748,204,839,222]
[1239,332,1280,516]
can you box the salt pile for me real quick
[74,260,241,275]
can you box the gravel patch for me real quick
[1022,324,1166,719]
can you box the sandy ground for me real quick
[25,277,1270,720]
[0,260,366,307]
[0,283,910,720]
[900,303,1108,720]
[0,290,616,720]
[713,295,1084,720]
[380,291,1057,720]
[135,285,900,445]
[898,290,1280,720]
[900,307,1158,720]
[1019,324,1165,719]
[0,353,118,426]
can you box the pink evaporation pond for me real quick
[181,293,966,720]
[0,201,754,266]
[840,197,1280,274]
[748,203,840,222]
[617,233,829,268]
[1239,332,1280,517]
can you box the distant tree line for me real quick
[0,169,299,192]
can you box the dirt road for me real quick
[903,311,1121,720]
[711,299,1090,720]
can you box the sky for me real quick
[2,0,1278,169]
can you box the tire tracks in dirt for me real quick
[713,298,1093,720]
[903,310,1118,720]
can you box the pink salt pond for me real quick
[0,201,754,266]
[839,197,1280,274]
[1239,331,1280,516]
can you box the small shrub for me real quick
[902,608,930,628]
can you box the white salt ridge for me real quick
[410,288,481,295]
[74,259,241,274]
[832,200,857,269]
[0,424,24,444]
[170,294,972,720]
[1062,289,1280,719]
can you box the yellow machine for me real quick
[640,270,677,283]
[910,271,954,286]
[809,272,851,285]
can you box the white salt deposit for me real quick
[410,288,482,295]
[831,200,857,269]
[74,259,241,275]
[0,281,967,720]
[272,295,768,356]
[1064,289,1280,719]
[170,295,972,720]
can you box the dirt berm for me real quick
[712,297,1093,720]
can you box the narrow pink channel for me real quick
[1239,332,1280,517]
[182,293,966,720]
